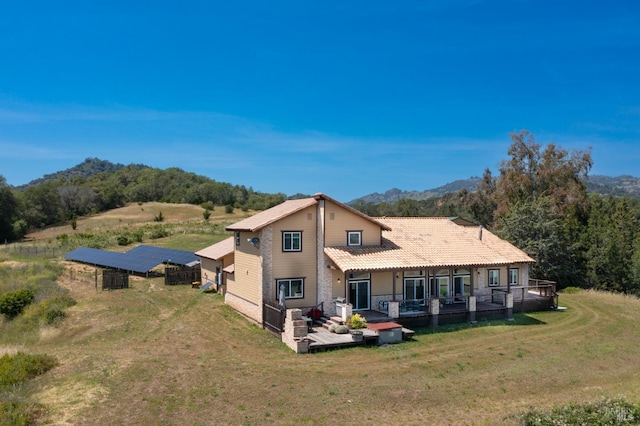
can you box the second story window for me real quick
[347,231,362,246]
[235,232,241,246]
[282,231,302,252]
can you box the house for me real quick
[194,237,234,293]
[196,193,557,333]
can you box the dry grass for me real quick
[7,205,640,424]
[26,202,253,241]
[21,278,640,425]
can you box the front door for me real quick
[349,280,370,311]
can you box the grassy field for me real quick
[2,205,640,425]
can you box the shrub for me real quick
[150,226,168,239]
[153,211,164,222]
[20,295,76,327]
[0,398,46,426]
[202,209,211,221]
[516,397,640,425]
[562,286,583,294]
[0,352,58,387]
[132,229,144,243]
[334,325,349,334]
[224,205,234,214]
[347,313,367,329]
[0,289,35,320]
[116,235,131,246]
[328,324,338,333]
[307,307,323,320]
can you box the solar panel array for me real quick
[64,245,200,274]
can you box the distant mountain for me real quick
[587,175,640,198]
[17,158,138,190]
[352,175,640,204]
[351,177,482,204]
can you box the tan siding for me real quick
[331,270,345,298]
[226,231,262,306]
[371,271,394,296]
[324,200,382,246]
[271,205,318,307]
[200,258,221,286]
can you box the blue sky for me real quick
[1,1,639,202]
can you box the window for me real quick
[509,268,519,286]
[235,232,241,246]
[282,231,301,252]
[277,278,304,299]
[347,231,362,246]
[488,269,500,287]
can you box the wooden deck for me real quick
[306,327,378,351]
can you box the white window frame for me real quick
[277,278,304,299]
[347,231,362,246]
[509,268,519,286]
[282,231,302,252]
[488,269,500,287]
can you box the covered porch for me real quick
[336,278,557,328]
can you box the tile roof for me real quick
[195,237,235,260]
[324,217,534,272]
[225,193,391,232]
[226,198,319,232]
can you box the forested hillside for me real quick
[0,160,289,240]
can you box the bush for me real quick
[116,235,131,246]
[334,325,349,334]
[20,295,76,327]
[347,313,367,329]
[0,398,46,426]
[0,290,35,320]
[561,286,583,294]
[307,307,323,320]
[132,229,144,243]
[516,397,640,425]
[0,352,58,387]
[153,211,164,222]
[328,324,338,333]
[202,209,211,221]
[150,226,168,239]
[224,205,234,214]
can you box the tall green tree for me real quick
[0,176,19,242]
[495,131,593,287]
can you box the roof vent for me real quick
[478,225,483,241]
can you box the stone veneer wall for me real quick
[225,292,262,324]
[261,225,273,304]
[316,200,335,316]
[282,309,310,353]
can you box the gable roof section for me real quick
[226,198,318,232]
[324,217,534,272]
[195,237,234,260]
[225,193,391,232]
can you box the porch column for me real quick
[507,265,511,294]
[467,295,477,323]
[392,270,397,302]
[388,301,400,319]
[429,298,440,328]
[470,267,474,296]
[505,293,514,321]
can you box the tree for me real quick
[0,176,19,241]
[494,131,593,287]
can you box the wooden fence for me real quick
[103,269,129,290]
[263,300,285,336]
[164,265,201,286]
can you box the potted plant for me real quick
[347,313,367,341]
